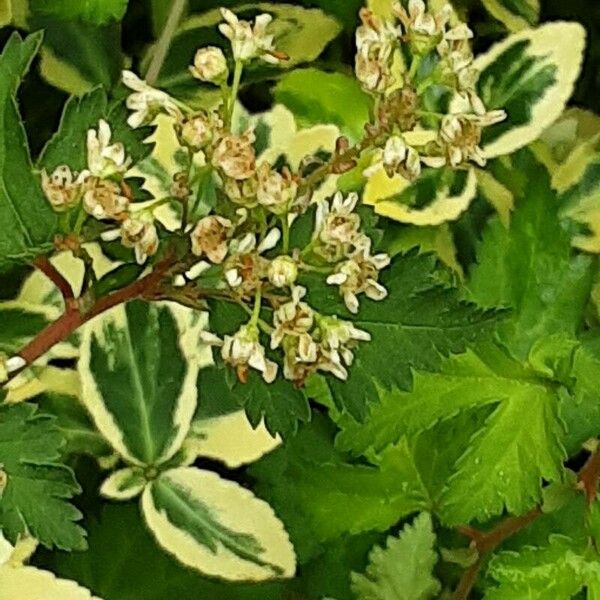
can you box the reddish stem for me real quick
[32,256,75,305]
[578,448,600,504]
[452,508,541,600]
[12,256,173,374]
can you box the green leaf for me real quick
[151,4,341,94]
[304,251,504,420]
[29,0,128,24]
[78,300,205,466]
[0,301,56,355]
[0,32,59,268]
[335,345,564,525]
[141,467,296,580]
[35,502,287,600]
[473,22,585,158]
[484,537,600,599]
[468,151,593,360]
[559,338,600,454]
[36,393,111,458]
[0,403,86,550]
[481,0,540,32]
[274,69,372,143]
[99,467,146,501]
[250,416,429,560]
[350,513,440,600]
[38,88,154,172]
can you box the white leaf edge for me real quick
[141,467,296,581]
[365,167,477,225]
[185,410,281,468]
[79,302,205,466]
[474,21,586,159]
[100,467,146,501]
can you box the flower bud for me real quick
[268,256,298,288]
[190,47,228,83]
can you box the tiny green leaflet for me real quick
[481,0,540,32]
[79,300,295,580]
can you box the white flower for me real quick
[218,8,283,64]
[313,192,362,262]
[190,215,233,264]
[268,255,298,288]
[87,119,131,178]
[83,178,129,220]
[270,286,314,349]
[372,135,422,181]
[356,7,398,52]
[282,333,320,382]
[40,165,86,212]
[212,129,256,180]
[120,217,159,264]
[122,71,182,128]
[190,46,229,83]
[224,228,281,291]
[394,0,452,37]
[327,240,390,313]
[256,163,297,215]
[218,323,278,383]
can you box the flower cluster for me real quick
[38,3,506,390]
[41,119,159,264]
[355,0,506,176]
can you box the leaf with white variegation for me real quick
[0,566,102,600]
[481,0,539,32]
[141,467,296,581]
[78,300,205,466]
[472,22,585,158]
[100,468,146,501]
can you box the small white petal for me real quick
[257,228,281,253]
[6,356,26,373]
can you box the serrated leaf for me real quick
[29,0,128,25]
[304,251,504,420]
[0,565,102,600]
[0,403,86,550]
[79,301,205,466]
[481,0,539,32]
[274,68,372,143]
[38,88,154,173]
[484,537,600,600]
[250,416,429,560]
[0,32,59,268]
[473,22,585,158]
[468,151,593,360]
[350,513,440,600]
[141,467,296,581]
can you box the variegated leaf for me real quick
[473,22,586,159]
[100,467,146,500]
[481,0,540,32]
[141,467,296,581]
[0,566,102,600]
[79,301,205,466]
[185,410,281,469]
[364,166,477,225]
